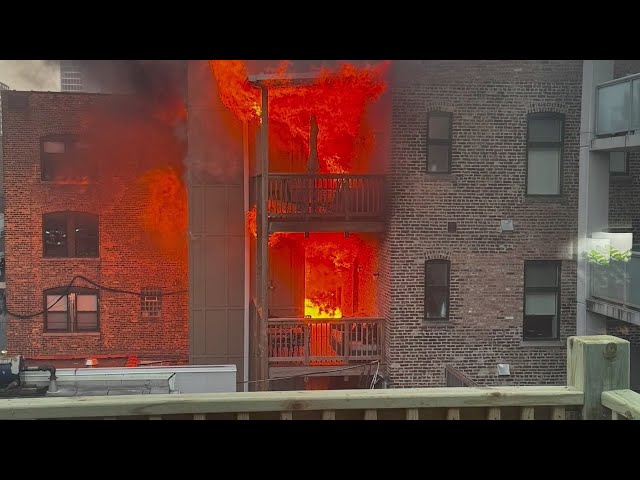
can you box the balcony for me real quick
[267,317,383,377]
[589,249,640,325]
[263,174,386,232]
[593,73,640,151]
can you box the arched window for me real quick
[43,212,98,258]
[44,286,99,332]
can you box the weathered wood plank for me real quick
[520,407,534,420]
[601,389,640,420]
[567,335,629,420]
[446,408,460,420]
[0,386,583,420]
[406,408,419,420]
[551,407,565,420]
[487,408,501,420]
[364,409,377,420]
[280,411,293,420]
[237,413,250,420]
[322,410,335,420]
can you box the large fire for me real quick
[214,60,386,321]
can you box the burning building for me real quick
[2,60,639,391]
[1,62,189,366]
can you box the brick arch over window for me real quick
[424,251,452,261]
[425,104,456,114]
[43,211,99,258]
[526,103,569,115]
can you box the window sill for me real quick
[523,195,565,203]
[43,332,100,337]
[424,173,455,181]
[519,340,564,348]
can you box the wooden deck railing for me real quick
[601,390,640,420]
[268,317,384,366]
[0,335,635,420]
[265,174,385,220]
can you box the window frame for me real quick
[426,111,453,174]
[424,259,451,321]
[43,211,99,258]
[43,286,99,333]
[523,260,561,341]
[141,287,162,319]
[609,151,630,176]
[40,134,94,183]
[525,112,565,197]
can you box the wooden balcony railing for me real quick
[268,317,383,366]
[0,336,635,420]
[265,174,385,221]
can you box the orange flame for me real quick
[221,61,386,321]
[140,167,187,252]
[210,60,388,173]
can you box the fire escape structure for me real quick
[248,73,386,390]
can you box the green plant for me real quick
[586,246,631,265]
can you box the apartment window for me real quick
[141,288,162,318]
[43,212,98,258]
[44,287,99,332]
[425,260,450,320]
[41,135,94,182]
[526,113,564,195]
[427,112,452,173]
[610,151,629,176]
[523,261,561,340]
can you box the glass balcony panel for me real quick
[632,79,640,131]
[597,82,630,135]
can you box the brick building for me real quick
[1,60,638,390]
[0,90,189,363]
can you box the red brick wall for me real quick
[381,60,583,387]
[1,91,188,362]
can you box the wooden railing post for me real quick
[567,335,630,420]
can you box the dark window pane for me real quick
[44,214,68,257]
[428,144,449,172]
[429,114,451,140]
[426,262,449,286]
[76,312,98,331]
[525,263,558,287]
[46,312,68,331]
[610,151,627,174]
[523,316,553,339]
[529,117,562,143]
[75,214,98,257]
[41,136,94,183]
[426,288,448,319]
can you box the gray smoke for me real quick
[0,60,60,91]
